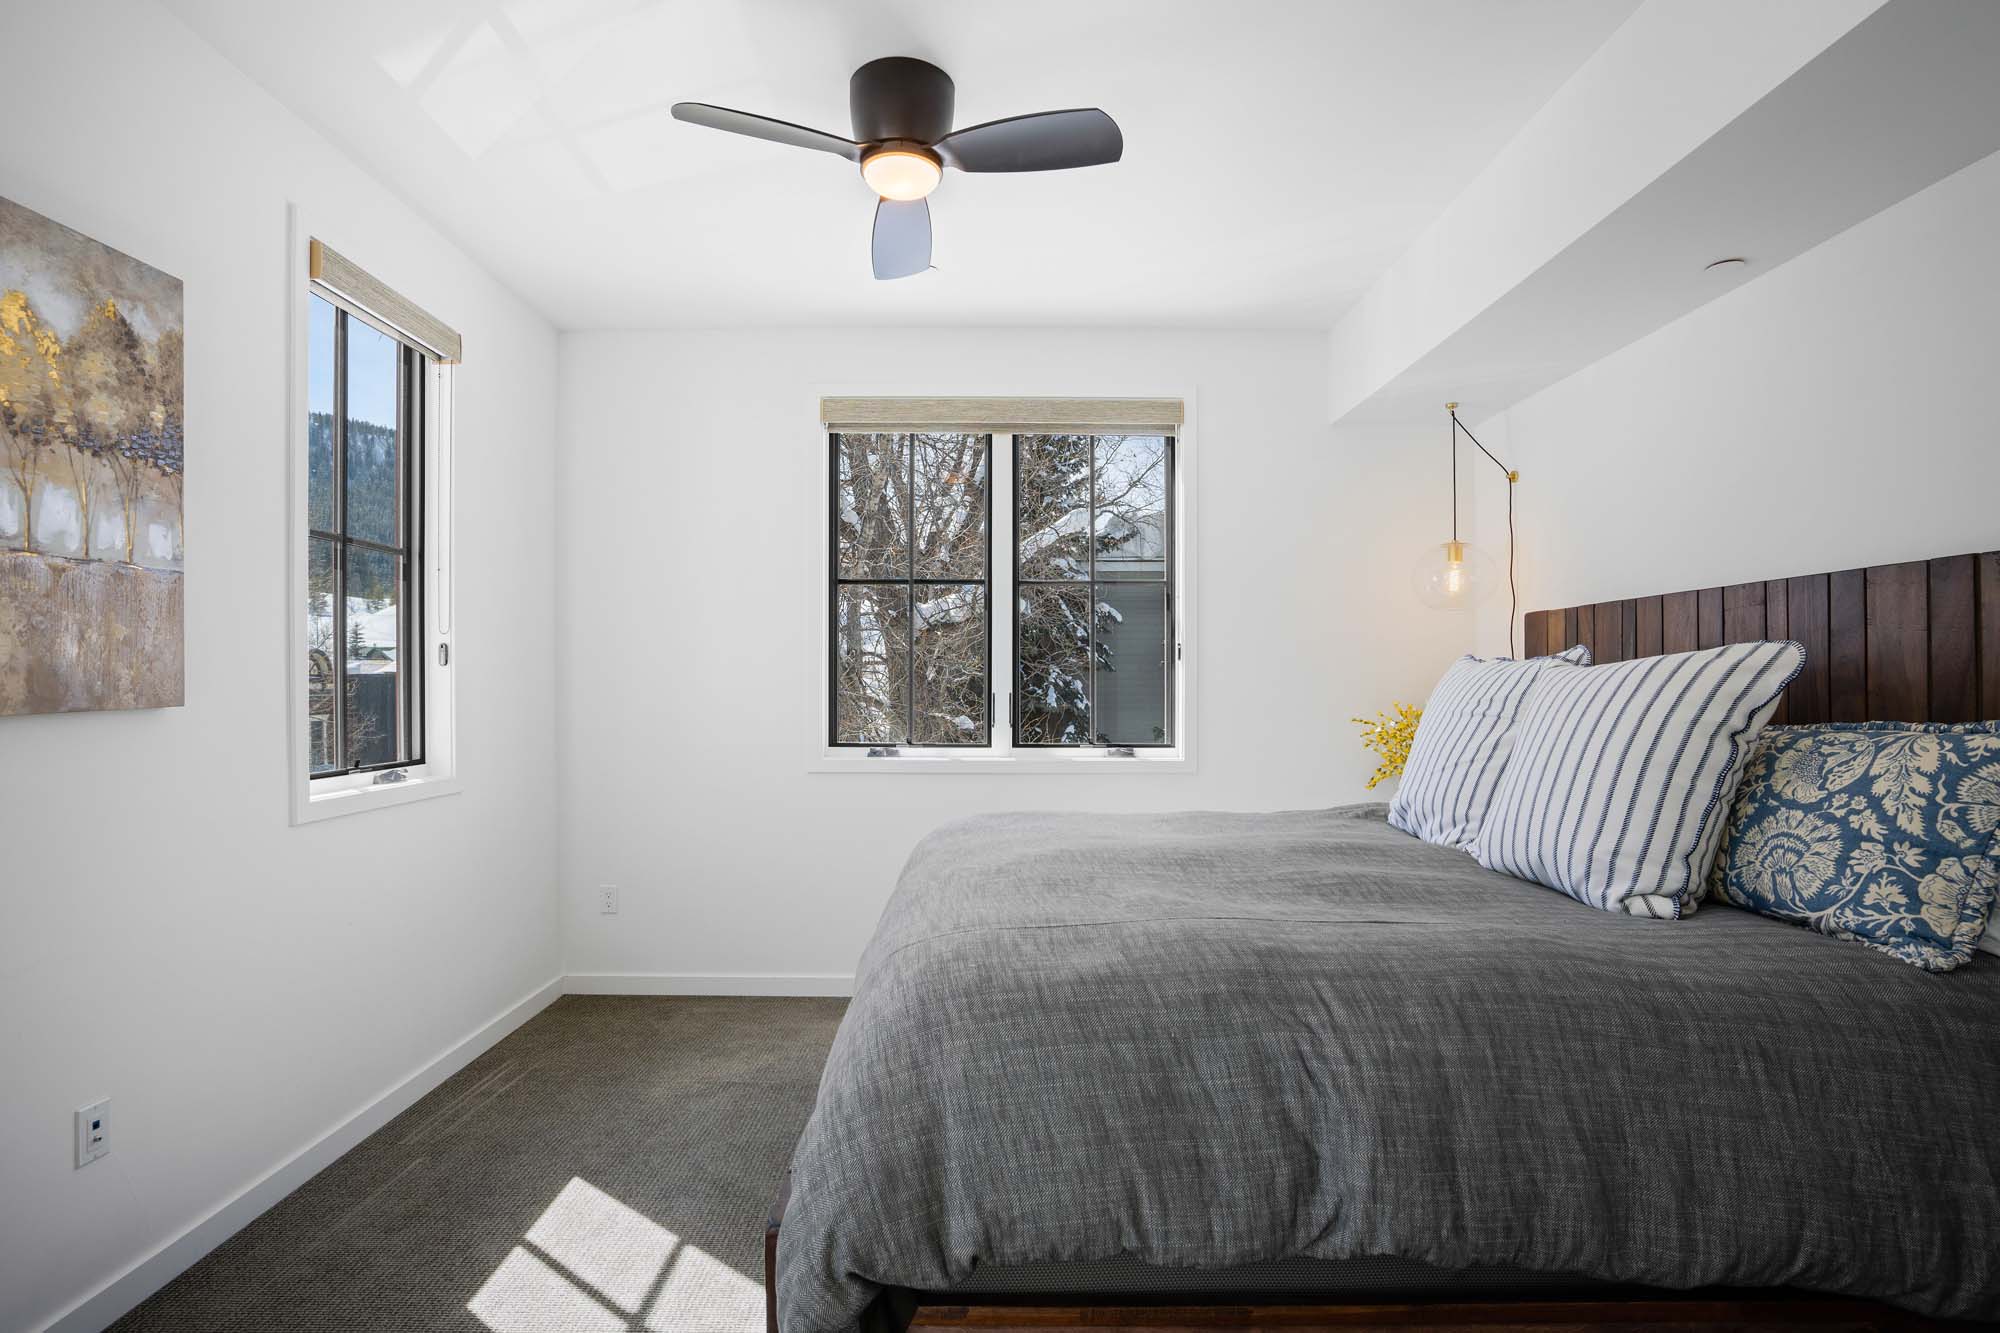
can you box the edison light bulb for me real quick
[1413,539,1495,609]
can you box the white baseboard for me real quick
[565,971,855,997]
[40,975,566,1333]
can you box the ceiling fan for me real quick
[671,57,1123,280]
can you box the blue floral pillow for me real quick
[1710,722,2000,971]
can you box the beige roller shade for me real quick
[309,238,463,364]
[820,396,1182,434]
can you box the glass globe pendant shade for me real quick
[1412,539,1496,610]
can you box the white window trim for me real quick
[285,204,459,823]
[806,391,1197,775]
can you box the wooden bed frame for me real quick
[766,548,2000,1333]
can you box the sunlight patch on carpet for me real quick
[468,1245,625,1333]
[645,1240,763,1331]
[526,1176,679,1311]
[471,1175,758,1331]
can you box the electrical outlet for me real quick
[75,1099,109,1168]
[598,885,619,915]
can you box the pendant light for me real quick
[1413,402,1520,655]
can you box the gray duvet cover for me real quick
[777,805,2000,1330]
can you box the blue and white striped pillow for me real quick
[1472,640,1804,918]
[1387,644,1591,850]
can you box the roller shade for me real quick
[309,238,462,364]
[820,396,1182,434]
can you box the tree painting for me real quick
[0,193,184,715]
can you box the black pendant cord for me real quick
[1448,408,1520,660]
[1449,415,1459,543]
[1504,473,1517,660]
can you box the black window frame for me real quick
[307,293,426,780]
[1012,432,1176,749]
[826,430,994,749]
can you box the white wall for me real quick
[556,330,1467,984]
[1471,146,2000,642]
[0,4,561,1330]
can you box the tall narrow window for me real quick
[830,432,990,746]
[305,293,424,776]
[1015,434,1173,746]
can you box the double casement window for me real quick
[291,230,459,821]
[822,398,1188,765]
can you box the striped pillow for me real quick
[1472,640,1804,918]
[1387,644,1591,849]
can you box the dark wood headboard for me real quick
[1523,550,2000,725]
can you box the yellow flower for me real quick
[1353,702,1422,790]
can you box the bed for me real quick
[770,550,2000,1333]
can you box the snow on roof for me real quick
[344,597,402,672]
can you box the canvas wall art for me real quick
[0,194,184,714]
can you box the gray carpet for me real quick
[111,996,847,1332]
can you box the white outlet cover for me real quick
[598,885,618,914]
[75,1099,109,1167]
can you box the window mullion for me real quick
[400,345,418,766]
[991,433,1014,755]
[330,310,347,774]
[904,432,916,747]
[1086,435,1097,747]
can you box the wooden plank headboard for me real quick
[1522,550,2000,725]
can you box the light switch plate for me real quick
[75,1099,109,1167]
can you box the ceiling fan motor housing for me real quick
[850,57,955,145]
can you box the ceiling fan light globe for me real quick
[862,149,942,201]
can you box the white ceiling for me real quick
[166,0,1636,330]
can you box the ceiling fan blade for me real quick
[871,198,931,281]
[934,108,1122,172]
[670,102,862,162]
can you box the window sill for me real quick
[808,749,1193,775]
[293,771,461,824]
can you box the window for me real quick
[306,293,424,776]
[1015,433,1173,747]
[290,228,459,821]
[821,399,1186,765]
[830,432,991,746]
